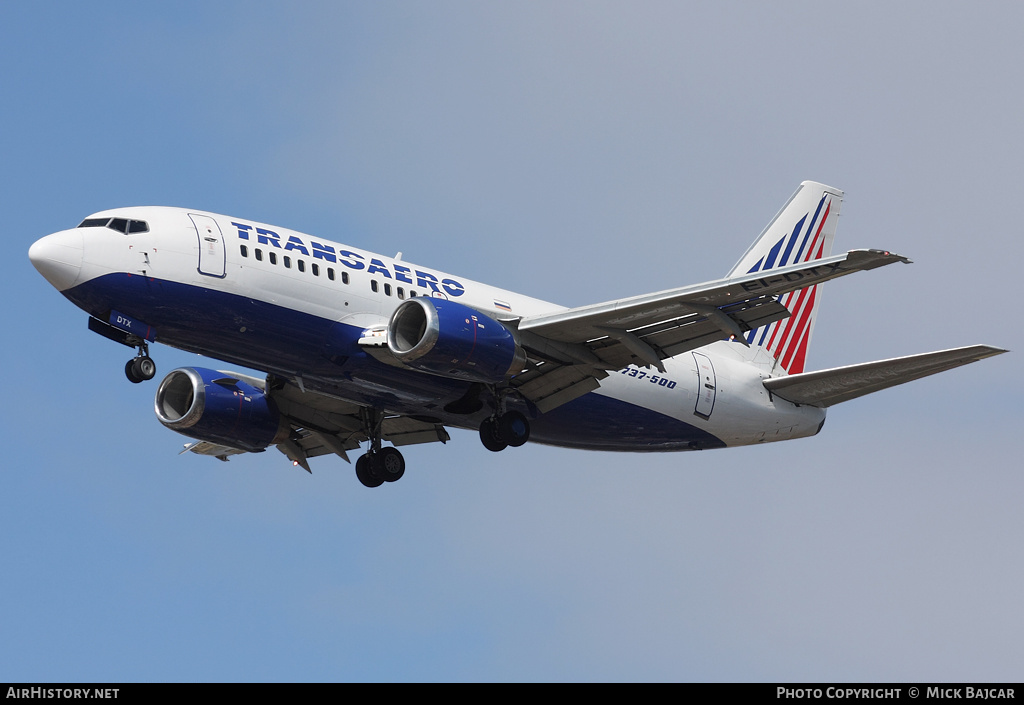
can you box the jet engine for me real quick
[387,298,527,383]
[154,367,288,452]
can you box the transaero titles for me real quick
[231,222,466,297]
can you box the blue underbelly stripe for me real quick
[529,393,726,451]
[65,273,726,451]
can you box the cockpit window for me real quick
[78,218,110,228]
[77,217,149,234]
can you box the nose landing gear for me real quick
[85,317,158,384]
[124,340,156,384]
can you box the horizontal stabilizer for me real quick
[763,345,1008,408]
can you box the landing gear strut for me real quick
[355,408,406,488]
[124,340,156,384]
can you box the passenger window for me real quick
[384,283,392,296]
[297,260,305,273]
[342,271,349,285]
[240,245,248,257]
[327,268,335,281]
[284,256,291,268]
[371,280,378,293]
[269,252,277,265]
[255,248,263,261]
[397,287,405,299]
[312,263,320,276]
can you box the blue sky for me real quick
[2,1,1022,682]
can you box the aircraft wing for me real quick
[762,345,1008,408]
[511,249,909,412]
[182,377,450,470]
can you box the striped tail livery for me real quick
[729,181,843,374]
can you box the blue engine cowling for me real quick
[387,298,527,383]
[153,367,287,452]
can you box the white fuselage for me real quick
[30,206,826,451]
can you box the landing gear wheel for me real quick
[498,410,530,447]
[136,356,156,380]
[125,356,156,384]
[125,359,144,384]
[355,454,384,488]
[378,447,406,482]
[479,417,508,452]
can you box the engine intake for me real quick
[387,298,527,383]
[154,367,287,452]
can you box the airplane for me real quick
[28,181,1006,487]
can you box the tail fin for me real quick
[728,181,844,375]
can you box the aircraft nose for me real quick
[29,229,84,291]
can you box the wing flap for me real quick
[583,297,792,369]
[511,363,609,413]
[382,416,451,446]
[763,345,1008,408]
[180,441,247,460]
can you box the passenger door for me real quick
[692,351,717,419]
[190,213,226,278]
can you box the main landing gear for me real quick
[479,410,530,452]
[355,446,406,488]
[124,341,156,384]
[354,408,406,488]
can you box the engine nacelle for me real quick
[387,297,527,383]
[154,367,288,452]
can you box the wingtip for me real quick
[867,248,912,264]
[979,345,1010,357]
